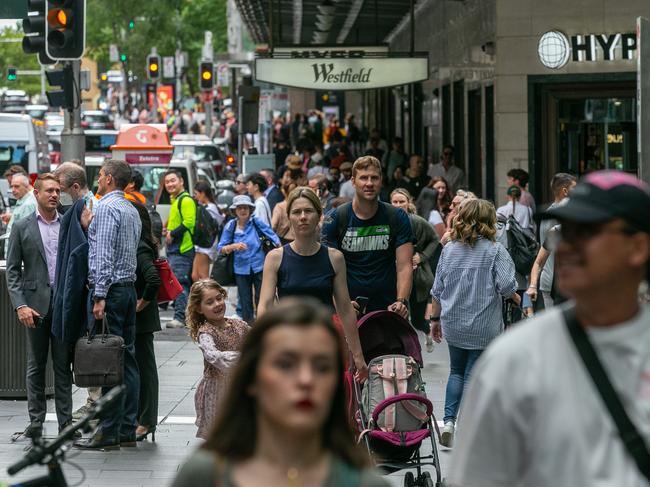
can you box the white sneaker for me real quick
[425,335,435,353]
[440,421,455,447]
[166,319,185,329]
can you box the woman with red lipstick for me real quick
[258,187,368,382]
[186,279,249,440]
[172,299,388,487]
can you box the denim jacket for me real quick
[216,216,280,275]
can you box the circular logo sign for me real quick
[538,31,571,69]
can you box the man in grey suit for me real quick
[6,173,73,441]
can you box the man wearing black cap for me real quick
[447,170,650,486]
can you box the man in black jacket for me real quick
[260,168,284,213]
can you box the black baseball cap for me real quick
[542,170,650,233]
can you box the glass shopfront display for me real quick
[557,97,637,175]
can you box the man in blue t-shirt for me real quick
[322,156,414,317]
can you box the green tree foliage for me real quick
[86,0,227,95]
[0,25,42,97]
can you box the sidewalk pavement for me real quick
[0,294,453,486]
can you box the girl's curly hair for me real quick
[186,279,228,341]
[450,198,497,245]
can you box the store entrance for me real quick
[533,76,636,202]
[558,97,637,175]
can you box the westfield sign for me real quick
[255,46,428,90]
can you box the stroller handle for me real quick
[371,393,433,423]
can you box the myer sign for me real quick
[255,46,428,90]
[538,31,637,69]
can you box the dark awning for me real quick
[234,0,415,47]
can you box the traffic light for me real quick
[45,65,74,109]
[199,61,214,90]
[46,0,86,60]
[128,19,135,30]
[147,54,161,81]
[22,0,56,64]
[120,53,127,62]
[238,85,261,134]
[7,68,17,81]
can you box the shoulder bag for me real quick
[211,220,236,286]
[251,218,279,255]
[562,306,650,481]
[74,318,125,388]
[154,257,183,303]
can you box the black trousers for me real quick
[135,332,159,428]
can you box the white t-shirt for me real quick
[253,196,272,226]
[428,209,444,226]
[448,304,650,487]
[496,201,534,232]
[339,180,355,199]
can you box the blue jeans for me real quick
[443,344,483,423]
[88,284,139,439]
[168,250,194,322]
[235,271,262,323]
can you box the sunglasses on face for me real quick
[560,221,639,243]
[443,152,452,156]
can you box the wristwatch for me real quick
[429,315,441,322]
[397,297,409,306]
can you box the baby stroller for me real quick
[353,311,442,487]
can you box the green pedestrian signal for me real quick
[128,19,135,29]
[7,67,17,81]
[120,53,127,62]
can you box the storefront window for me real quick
[557,97,637,175]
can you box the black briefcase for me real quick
[73,319,125,388]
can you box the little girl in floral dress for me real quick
[186,279,249,439]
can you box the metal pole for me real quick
[40,65,45,100]
[238,95,244,174]
[268,0,274,51]
[205,100,213,136]
[60,60,86,164]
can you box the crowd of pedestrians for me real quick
[4,133,650,485]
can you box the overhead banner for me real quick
[255,47,428,90]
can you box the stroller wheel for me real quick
[421,471,434,487]
[404,472,416,487]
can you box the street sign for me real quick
[216,63,230,87]
[109,44,119,62]
[163,56,174,78]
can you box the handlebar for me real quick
[7,385,125,476]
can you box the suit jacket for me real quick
[52,199,89,343]
[6,213,53,316]
[266,185,284,213]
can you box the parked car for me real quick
[0,113,50,180]
[81,110,114,130]
[171,134,227,177]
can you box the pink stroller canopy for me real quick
[357,311,423,366]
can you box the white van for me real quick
[0,113,50,179]
[84,157,198,224]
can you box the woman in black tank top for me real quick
[259,187,368,382]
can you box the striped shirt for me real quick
[431,238,517,350]
[88,190,141,298]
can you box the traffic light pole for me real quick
[205,100,213,137]
[237,95,244,174]
[60,60,85,165]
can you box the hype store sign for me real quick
[538,30,637,70]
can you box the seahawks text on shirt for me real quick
[341,225,391,252]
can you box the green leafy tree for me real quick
[0,25,43,97]
[85,0,227,98]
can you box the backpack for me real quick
[145,200,163,242]
[177,194,220,248]
[361,355,428,433]
[334,201,400,250]
[505,215,539,275]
